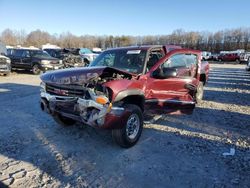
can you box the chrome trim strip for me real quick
[146,99,195,105]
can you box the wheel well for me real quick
[200,74,206,85]
[121,95,145,112]
[32,62,39,67]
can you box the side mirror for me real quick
[151,67,177,79]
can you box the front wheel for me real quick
[32,64,41,75]
[112,104,143,148]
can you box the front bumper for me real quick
[0,64,11,74]
[40,91,129,129]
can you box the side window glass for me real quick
[163,54,186,68]
[185,54,198,67]
[14,50,23,57]
[22,50,30,58]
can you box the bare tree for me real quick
[26,29,51,47]
[1,27,250,52]
[0,29,17,45]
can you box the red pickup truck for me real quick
[40,45,209,148]
[218,53,240,63]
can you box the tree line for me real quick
[1,28,250,52]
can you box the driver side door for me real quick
[20,50,32,69]
[145,53,198,114]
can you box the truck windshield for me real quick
[90,49,147,74]
[32,50,52,58]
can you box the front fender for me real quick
[114,89,144,102]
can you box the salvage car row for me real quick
[0,42,100,75]
[201,49,250,64]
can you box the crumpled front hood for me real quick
[40,66,133,85]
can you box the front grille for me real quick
[46,83,87,97]
[0,63,8,70]
[0,58,7,63]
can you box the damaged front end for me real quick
[40,67,132,128]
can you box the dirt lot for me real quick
[0,63,249,188]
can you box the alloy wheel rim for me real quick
[126,113,140,140]
[33,66,39,73]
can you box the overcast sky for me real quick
[0,0,249,36]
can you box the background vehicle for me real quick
[211,53,219,61]
[44,48,85,68]
[0,42,11,76]
[218,53,240,63]
[40,45,209,148]
[9,49,63,74]
[201,51,212,60]
[92,47,102,54]
[79,48,99,65]
[240,52,250,63]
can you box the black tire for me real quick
[195,82,204,103]
[236,59,240,64]
[112,104,143,148]
[4,72,10,76]
[32,64,41,75]
[53,113,76,126]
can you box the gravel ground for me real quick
[0,63,249,188]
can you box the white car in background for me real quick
[240,52,250,63]
[201,51,212,60]
[79,48,99,64]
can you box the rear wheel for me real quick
[53,113,76,126]
[195,82,204,103]
[32,64,41,75]
[112,104,143,148]
[236,59,240,64]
